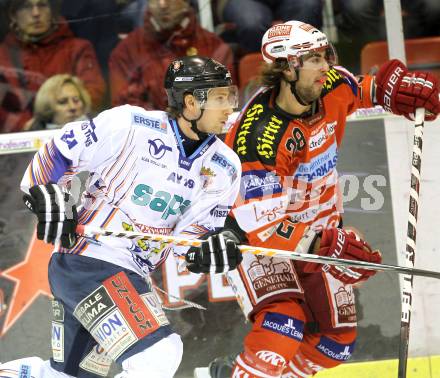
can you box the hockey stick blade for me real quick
[77,225,440,280]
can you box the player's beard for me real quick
[295,81,323,104]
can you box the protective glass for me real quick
[193,85,239,110]
[288,44,338,71]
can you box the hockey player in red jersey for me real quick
[208,20,440,378]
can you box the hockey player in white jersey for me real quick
[1,56,243,378]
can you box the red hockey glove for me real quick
[375,59,440,121]
[302,228,382,284]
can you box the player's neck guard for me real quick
[182,110,210,140]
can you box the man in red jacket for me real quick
[0,0,105,133]
[109,0,235,111]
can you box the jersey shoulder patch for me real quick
[131,109,169,134]
[321,66,358,97]
[210,150,239,183]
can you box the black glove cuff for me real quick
[220,229,242,244]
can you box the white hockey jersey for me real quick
[21,105,241,276]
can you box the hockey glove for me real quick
[375,59,440,121]
[185,230,243,274]
[302,228,382,284]
[23,184,78,249]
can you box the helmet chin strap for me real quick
[288,69,312,106]
[182,109,209,140]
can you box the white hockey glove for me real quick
[185,230,243,274]
[23,184,78,248]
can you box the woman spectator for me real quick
[0,0,105,133]
[24,74,91,131]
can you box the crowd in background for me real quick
[0,0,439,134]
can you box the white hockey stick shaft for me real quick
[76,224,440,280]
[398,108,425,377]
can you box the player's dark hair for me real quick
[260,59,289,87]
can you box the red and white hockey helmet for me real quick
[261,20,337,70]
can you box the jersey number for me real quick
[286,128,306,153]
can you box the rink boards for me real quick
[0,113,440,377]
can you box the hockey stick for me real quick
[397,108,425,377]
[76,224,440,280]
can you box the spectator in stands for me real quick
[24,74,91,131]
[336,0,440,43]
[0,0,105,133]
[117,0,201,36]
[109,0,235,110]
[218,0,323,52]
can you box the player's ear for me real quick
[183,93,196,112]
[183,93,202,119]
